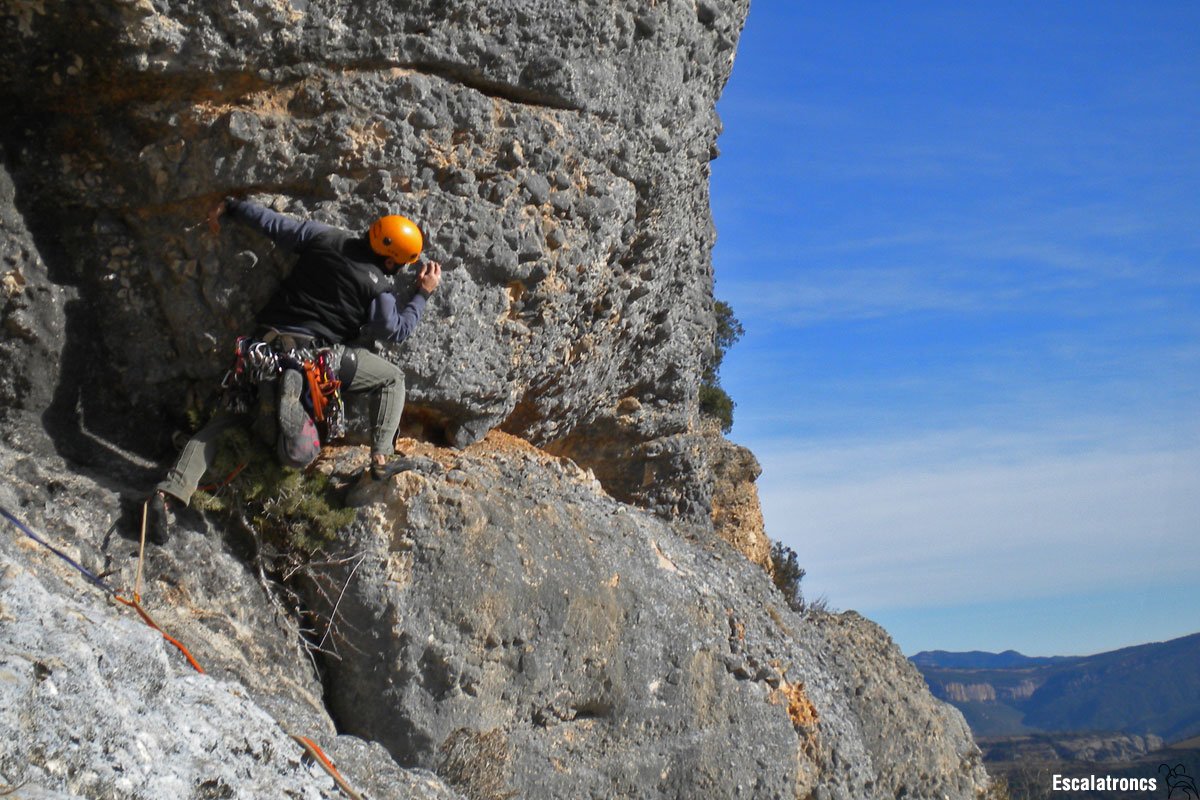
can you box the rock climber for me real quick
[146,198,442,543]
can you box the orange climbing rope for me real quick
[197,461,248,493]
[125,502,360,797]
[115,593,208,674]
[289,734,364,800]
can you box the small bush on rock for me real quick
[700,299,744,433]
[190,427,355,555]
[770,541,806,612]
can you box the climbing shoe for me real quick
[146,491,175,545]
[368,455,446,481]
[277,368,320,469]
[369,456,423,481]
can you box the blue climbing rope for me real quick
[0,506,116,595]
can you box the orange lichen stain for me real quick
[462,430,549,460]
[771,680,819,730]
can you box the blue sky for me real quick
[710,3,1200,657]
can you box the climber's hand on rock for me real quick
[207,200,227,235]
[418,261,442,295]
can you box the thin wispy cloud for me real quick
[716,265,1193,329]
[715,213,1200,329]
[753,427,1200,613]
[720,268,995,325]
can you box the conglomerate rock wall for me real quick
[0,2,991,799]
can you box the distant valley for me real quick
[912,632,1200,742]
[913,633,1200,796]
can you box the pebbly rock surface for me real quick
[0,155,69,435]
[0,428,990,800]
[0,0,748,523]
[703,419,773,571]
[304,434,989,800]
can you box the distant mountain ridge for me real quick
[911,650,1076,670]
[912,632,1200,742]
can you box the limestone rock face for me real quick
[0,0,746,522]
[0,430,990,800]
[0,157,68,426]
[704,420,772,570]
[302,435,989,800]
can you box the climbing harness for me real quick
[0,505,362,800]
[221,334,347,442]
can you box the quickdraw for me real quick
[221,336,281,414]
[302,351,346,441]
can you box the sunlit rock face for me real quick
[1,0,748,524]
[305,435,991,800]
[0,437,467,800]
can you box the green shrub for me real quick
[699,384,736,433]
[770,541,807,612]
[700,299,745,433]
[190,427,355,555]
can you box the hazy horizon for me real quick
[907,628,1200,660]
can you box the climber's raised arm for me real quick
[209,197,334,252]
[361,261,441,344]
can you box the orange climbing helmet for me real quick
[368,215,423,264]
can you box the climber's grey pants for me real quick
[156,410,247,506]
[344,348,406,459]
[158,347,406,506]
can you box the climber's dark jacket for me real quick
[225,199,428,345]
